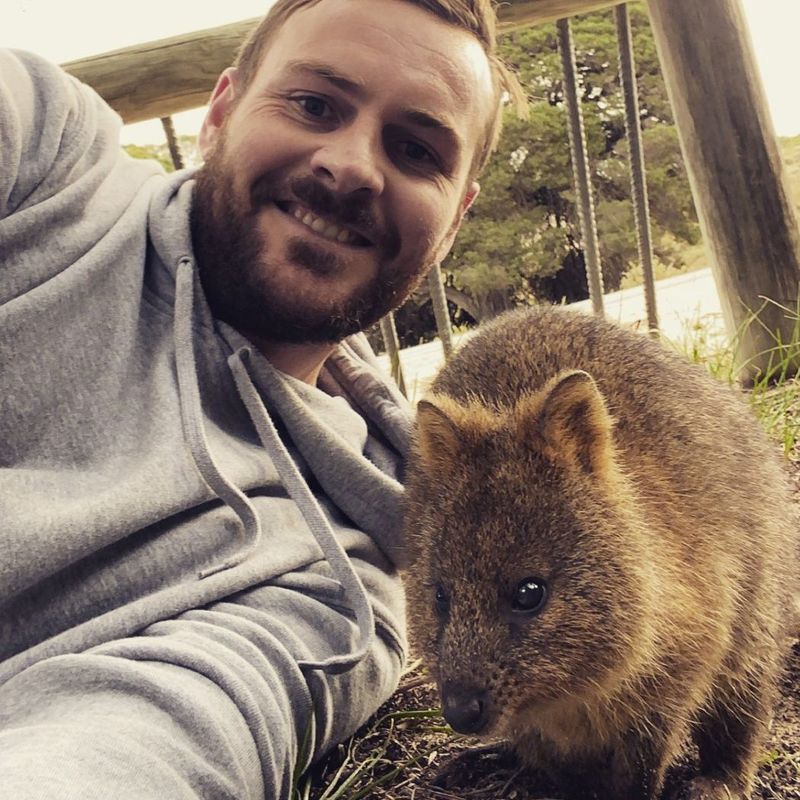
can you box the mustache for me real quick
[251,174,399,256]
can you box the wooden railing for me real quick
[61,0,624,123]
[60,0,800,381]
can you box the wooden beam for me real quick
[61,0,622,124]
[646,0,800,379]
[61,18,259,124]
[498,0,621,32]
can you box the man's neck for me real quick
[247,335,337,385]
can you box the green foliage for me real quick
[122,136,201,172]
[444,2,700,323]
[599,125,700,244]
[123,143,175,173]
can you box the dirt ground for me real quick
[304,457,800,800]
[305,640,799,799]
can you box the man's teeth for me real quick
[293,208,355,244]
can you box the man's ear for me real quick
[433,180,481,263]
[461,180,481,216]
[198,67,240,158]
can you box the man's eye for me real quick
[293,95,333,119]
[400,140,436,165]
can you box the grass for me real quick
[755,748,800,799]
[664,296,800,461]
[298,688,451,800]
[618,237,708,291]
[778,135,800,211]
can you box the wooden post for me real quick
[427,264,455,359]
[61,19,261,124]
[379,314,408,398]
[646,0,800,380]
[557,18,605,315]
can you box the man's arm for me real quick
[0,49,103,219]
[0,49,161,300]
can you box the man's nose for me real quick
[310,127,385,196]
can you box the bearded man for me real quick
[0,1,516,797]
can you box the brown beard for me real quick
[189,132,428,345]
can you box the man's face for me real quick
[191,0,494,344]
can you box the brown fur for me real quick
[403,306,798,800]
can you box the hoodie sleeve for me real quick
[0,49,162,301]
[0,49,124,220]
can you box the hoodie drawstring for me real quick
[174,259,264,577]
[228,347,375,672]
[173,258,374,672]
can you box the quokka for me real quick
[404,306,798,800]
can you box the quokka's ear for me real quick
[415,396,464,473]
[415,394,497,473]
[519,370,615,475]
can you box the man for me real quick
[0,0,515,797]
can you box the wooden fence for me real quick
[62,0,800,383]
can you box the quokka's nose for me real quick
[441,682,489,734]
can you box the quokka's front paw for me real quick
[670,776,743,800]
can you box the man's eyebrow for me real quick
[282,59,366,93]
[400,109,460,144]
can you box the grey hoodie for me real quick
[0,49,411,799]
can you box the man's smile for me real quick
[274,201,372,248]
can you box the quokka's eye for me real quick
[434,586,450,617]
[511,578,548,615]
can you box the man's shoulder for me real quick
[0,49,91,125]
[0,48,159,221]
[0,47,123,152]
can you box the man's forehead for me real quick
[264,1,493,117]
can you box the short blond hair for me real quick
[234,0,526,178]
